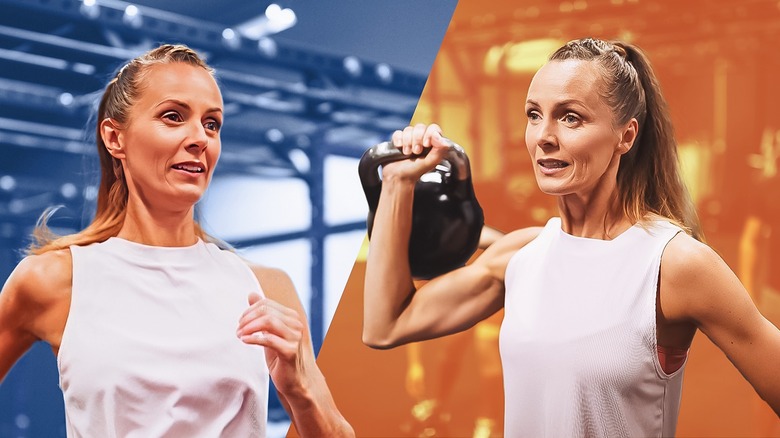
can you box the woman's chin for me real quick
[162,186,206,209]
[536,182,570,196]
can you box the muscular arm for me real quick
[363,123,537,348]
[0,251,71,383]
[364,186,540,349]
[249,266,353,438]
[661,234,780,415]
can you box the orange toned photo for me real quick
[317,0,780,437]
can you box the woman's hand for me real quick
[245,266,354,437]
[382,123,453,183]
[237,293,308,398]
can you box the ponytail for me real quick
[616,43,702,240]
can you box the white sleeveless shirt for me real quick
[59,237,269,437]
[500,218,685,437]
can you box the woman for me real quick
[0,44,353,437]
[362,38,780,436]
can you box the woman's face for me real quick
[112,62,223,210]
[524,59,633,198]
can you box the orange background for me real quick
[312,0,780,436]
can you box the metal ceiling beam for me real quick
[1,0,428,95]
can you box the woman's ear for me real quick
[100,118,126,159]
[617,118,639,155]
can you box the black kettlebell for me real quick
[358,140,484,279]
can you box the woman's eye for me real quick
[163,112,182,122]
[205,120,221,132]
[526,110,541,121]
[562,113,580,125]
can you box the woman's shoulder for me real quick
[661,232,720,280]
[244,263,300,306]
[246,264,292,286]
[486,225,545,255]
[244,263,309,318]
[5,249,72,306]
[659,232,736,319]
[474,226,545,277]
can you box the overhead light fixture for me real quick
[222,28,241,50]
[236,4,297,40]
[288,148,311,174]
[266,128,284,143]
[343,56,362,77]
[265,4,297,31]
[123,4,143,29]
[58,92,74,107]
[80,0,100,20]
[0,175,16,192]
[375,63,393,83]
[61,183,78,199]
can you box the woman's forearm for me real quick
[282,367,354,437]
[362,174,418,348]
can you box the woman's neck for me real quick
[116,197,199,247]
[557,176,631,241]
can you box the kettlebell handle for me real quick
[358,140,472,195]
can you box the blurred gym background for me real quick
[0,0,457,436]
[319,0,780,437]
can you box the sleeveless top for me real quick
[59,237,269,437]
[500,218,685,437]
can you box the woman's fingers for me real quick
[411,124,427,154]
[238,310,301,341]
[421,123,442,148]
[402,126,414,155]
[392,123,447,155]
[382,123,453,181]
[240,331,298,359]
[240,296,298,324]
[237,296,304,350]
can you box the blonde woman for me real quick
[363,38,780,436]
[0,44,353,437]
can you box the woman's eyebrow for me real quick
[526,98,587,107]
[154,98,223,114]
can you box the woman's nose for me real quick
[186,123,209,153]
[534,120,558,150]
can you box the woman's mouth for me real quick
[537,158,569,175]
[171,162,205,174]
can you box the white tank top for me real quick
[500,218,685,437]
[59,237,269,437]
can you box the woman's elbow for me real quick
[361,328,402,350]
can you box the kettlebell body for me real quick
[358,141,484,279]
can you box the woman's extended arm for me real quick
[362,123,538,348]
[661,233,780,415]
[238,266,354,438]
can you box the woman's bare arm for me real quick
[363,123,539,348]
[364,179,540,348]
[239,266,353,437]
[365,226,539,348]
[0,251,71,382]
[661,233,780,415]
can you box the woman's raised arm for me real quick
[362,123,539,348]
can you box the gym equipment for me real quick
[358,140,484,279]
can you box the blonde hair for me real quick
[549,38,703,241]
[29,44,218,255]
